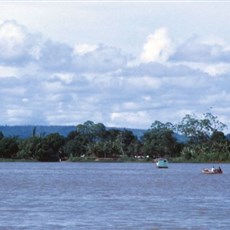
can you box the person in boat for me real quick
[218,166,222,173]
[211,166,215,172]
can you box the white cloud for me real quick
[1,86,26,96]
[38,40,73,72]
[110,111,152,128]
[167,35,230,77]
[42,81,65,94]
[1,18,230,130]
[126,76,161,90]
[5,107,32,124]
[0,66,18,78]
[122,102,139,110]
[74,43,97,56]
[194,63,230,76]
[0,20,26,59]
[140,28,174,63]
[7,108,31,118]
[0,20,41,64]
[72,44,129,73]
[171,35,230,64]
[199,91,230,105]
[22,98,29,103]
[49,73,74,84]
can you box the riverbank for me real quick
[0,158,38,162]
[1,157,229,163]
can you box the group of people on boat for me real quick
[211,166,222,173]
[202,166,223,174]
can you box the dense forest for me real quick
[0,112,230,162]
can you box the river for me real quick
[0,162,229,229]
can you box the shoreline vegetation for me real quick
[0,157,229,163]
[1,113,230,163]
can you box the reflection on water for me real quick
[0,162,229,229]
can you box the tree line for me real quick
[0,112,230,162]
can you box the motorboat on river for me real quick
[202,167,223,174]
[155,158,168,168]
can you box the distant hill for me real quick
[0,125,146,139]
[111,127,146,139]
[0,125,190,142]
[173,133,188,143]
[226,134,230,140]
[0,125,76,138]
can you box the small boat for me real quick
[155,158,168,168]
[202,167,223,174]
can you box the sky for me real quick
[1,1,230,131]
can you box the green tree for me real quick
[17,136,41,159]
[0,131,4,140]
[177,113,227,143]
[0,137,19,158]
[141,120,177,158]
[35,133,65,161]
[210,131,226,142]
[118,129,139,157]
[76,121,106,143]
[177,113,228,161]
[74,121,107,157]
